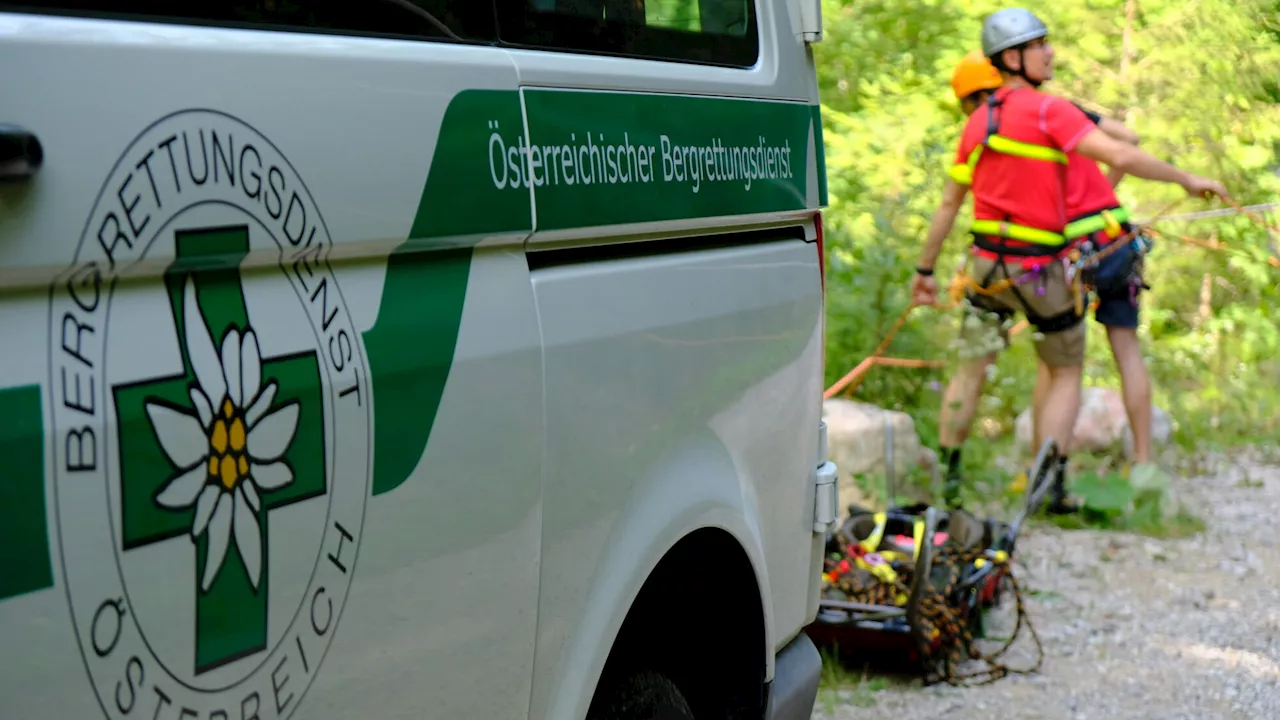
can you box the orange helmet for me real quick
[951,50,1003,101]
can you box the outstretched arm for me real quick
[1097,117,1139,187]
[1098,116,1140,145]
[1074,102,1140,187]
[1074,128,1230,200]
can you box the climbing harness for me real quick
[822,197,1275,401]
[1064,206,1131,240]
[1060,205,1152,303]
[948,91,1072,257]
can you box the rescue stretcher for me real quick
[804,430,1060,682]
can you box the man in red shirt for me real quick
[912,8,1229,511]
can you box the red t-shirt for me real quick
[1065,102,1128,246]
[955,86,1097,258]
[1066,155,1120,228]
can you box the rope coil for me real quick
[825,541,1043,686]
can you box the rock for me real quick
[822,399,922,512]
[918,447,939,473]
[1014,386,1171,457]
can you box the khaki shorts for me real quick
[957,255,1085,367]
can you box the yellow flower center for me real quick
[209,398,250,491]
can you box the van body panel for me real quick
[0,1,830,718]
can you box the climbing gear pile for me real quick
[814,503,1043,686]
[809,440,1061,686]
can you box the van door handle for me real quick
[0,125,44,181]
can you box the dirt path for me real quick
[813,454,1280,720]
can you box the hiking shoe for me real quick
[1045,496,1082,515]
[943,476,964,510]
[1045,475,1080,515]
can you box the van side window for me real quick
[496,0,759,67]
[0,1,497,42]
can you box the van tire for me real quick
[588,670,696,720]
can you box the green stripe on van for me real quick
[0,385,52,601]
[364,89,820,497]
[364,89,532,497]
[811,104,828,207]
[520,90,812,230]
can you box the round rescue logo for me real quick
[49,110,371,720]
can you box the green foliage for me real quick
[1041,468,1205,538]
[817,0,1280,457]
[1072,470,1134,513]
[816,650,893,713]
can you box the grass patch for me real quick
[1037,466,1206,539]
[816,649,892,715]
[1041,505,1204,538]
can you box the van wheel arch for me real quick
[587,528,767,720]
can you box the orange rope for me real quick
[1146,195,1280,265]
[1147,227,1280,267]
[874,357,950,369]
[823,303,919,399]
[1220,196,1280,234]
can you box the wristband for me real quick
[915,267,935,277]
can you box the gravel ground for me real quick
[814,453,1280,720]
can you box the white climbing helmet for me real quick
[981,8,1049,58]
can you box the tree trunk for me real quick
[1197,272,1212,328]
[1119,0,1139,122]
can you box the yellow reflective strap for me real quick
[965,144,983,169]
[987,134,1068,164]
[950,144,984,185]
[869,563,898,584]
[1064,216,1104,239]
[1103,209,1124,237]
[860,512,887,553]
[970,219,1066,245]
[911,519,925,560]
[1064,207,1131,239]
[957,134,1065,189]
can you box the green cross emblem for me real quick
[113,225,326,674]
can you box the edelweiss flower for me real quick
[147,278,299,592]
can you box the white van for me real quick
[0,1,836,718]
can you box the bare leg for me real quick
[1032,359,1051,457]
[1037,359,1083,513]
[1040,361,1082,459]
[938,353,996,508]
[939,353,997,447]
[1107,326,1152,463]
